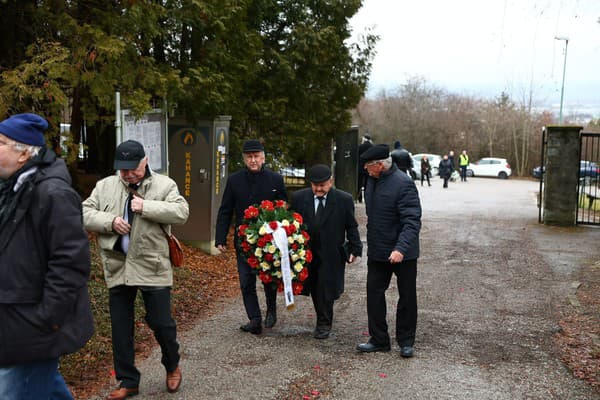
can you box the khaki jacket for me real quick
[83,172,189,288]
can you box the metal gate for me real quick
[576,132,600,225]
[537,128,547,223]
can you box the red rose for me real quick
[238,224,249,236]
[293,212,303,224]
[269,221,279,230]
[275,200,287,209]
[284,224,296,236]
[244,206,259,219]
[298,267,309,282]
[260,200,275,211]
[264,253,274,262]
[259,271,272,284]
[264,233,273,242]
[247,256,259,268]
[241,241,251,252]
[302,230,310,242]
[291,243,298,251]
[277,281,284,292]
[257,237,267,248]
[305,249,313,263]
[292,282,303,295]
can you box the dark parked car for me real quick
[580,160,600,179]
[532,161,599,180]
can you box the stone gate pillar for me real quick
[543,125,582,225]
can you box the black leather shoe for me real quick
[264,312,277,328]
[240,321,262,334]
[313,329,330,339]
[400,346,414,358]
[356,342,391,353]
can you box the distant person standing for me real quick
[420,155,431,187]
[357,134,373,202]
[215,140,287,334]
[459,150,469,182]
[448,150,456,171]
[439,154,453,189]
[355,144,422,357]
[390,140,414,178]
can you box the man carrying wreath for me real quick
[215,140,287,334]
[291,164,362,339]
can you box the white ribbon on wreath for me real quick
[264,221,295,310]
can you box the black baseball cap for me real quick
[114,140,146,170]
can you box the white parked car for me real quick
[466,157,511,179]
[412,153,442,179]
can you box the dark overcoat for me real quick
[0,150,94,366]
[291,187,362,300]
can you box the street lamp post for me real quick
[555,36,569,124]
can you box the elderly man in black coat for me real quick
[215,140,287,335]
[291,164,362,339]
[0,113,93,399]
[356,144,422,358]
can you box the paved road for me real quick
[90,177,600,400]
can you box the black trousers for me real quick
[109,285,180,388]
[421,172,431,186]
[310,261,334,330]
[443,176,449,188]
[366,258,417,347]
[236,255,277,323]
[460,165,467,181]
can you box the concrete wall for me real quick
[543,125,582,225]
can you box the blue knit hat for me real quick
[0,113,48,146]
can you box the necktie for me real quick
[315,196,325,223]
[122,183,139,254]
[126,183,138,225]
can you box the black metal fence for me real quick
[576,132,600,225]
[537,128,547,223]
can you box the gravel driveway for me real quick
[91,177,600,400]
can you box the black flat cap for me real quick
[360,144,389,162]
[114,140,145,170]
[243,139,264,153]
[308,164,332,183]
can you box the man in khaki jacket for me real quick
[83,140,189,400]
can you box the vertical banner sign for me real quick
[180,128,196,199]
[215,127,227,195]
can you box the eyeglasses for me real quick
[365,160,381,167]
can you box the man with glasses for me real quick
[83,140,189,399]
[0,113,94,399]
[356,144,422,358]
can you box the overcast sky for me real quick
[350,0,600,114]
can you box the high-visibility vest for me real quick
[459,154,469,166]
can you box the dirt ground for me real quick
[86,177,599,400]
